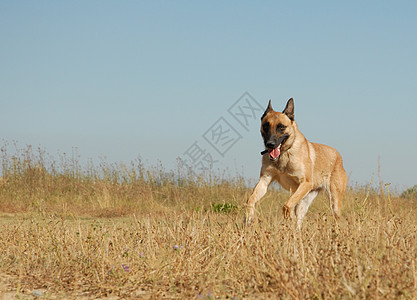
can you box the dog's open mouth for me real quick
[268,144,281,160]
[260,134,289,160]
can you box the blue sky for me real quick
[1,1,416,189]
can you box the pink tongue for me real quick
[269,145,281,159]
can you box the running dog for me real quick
[246,98,347,227]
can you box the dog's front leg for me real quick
[245,174,272,224]
[283,181,313,219]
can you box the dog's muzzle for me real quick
[260,134,289,160]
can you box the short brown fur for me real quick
[246,98,348,227]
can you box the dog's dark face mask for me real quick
[260,98,294,161]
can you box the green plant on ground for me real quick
[211,202,238,214]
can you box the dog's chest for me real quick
[276,151,304,178]
[276,152,291,172]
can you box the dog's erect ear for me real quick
[261,100,273,120]
[282,98,294,121]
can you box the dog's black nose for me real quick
[266,141,276,149]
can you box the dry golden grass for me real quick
[0,146,416,299]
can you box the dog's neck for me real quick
[282,121,305,152]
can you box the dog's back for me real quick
[308,142,347,206]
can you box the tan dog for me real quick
[246,98,347,228]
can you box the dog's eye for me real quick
[277,123,287,132]
[262,122,270,132]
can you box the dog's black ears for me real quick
[262,98,295,121]
[261,100,273,120]
[282,98,295,121]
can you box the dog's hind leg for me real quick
[329,183,345,218]
[329,160,348,218]
[295,190,319,229]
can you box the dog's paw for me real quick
[243,215,251,226]
[245,205,255,226]
[282,205,292,219]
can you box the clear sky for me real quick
[1,1,416,190]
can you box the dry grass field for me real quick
[0,146,416,299]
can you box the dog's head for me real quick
[260,98,295,161]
